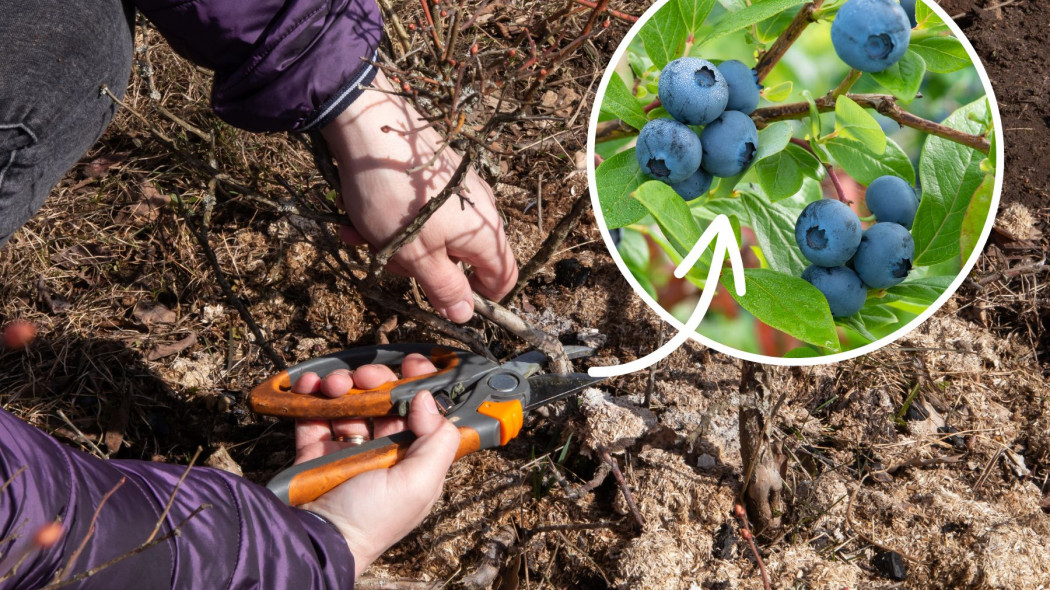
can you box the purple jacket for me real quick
[136,0,383,132]
[0,409,354,588]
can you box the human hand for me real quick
[320,71,518,323]
[291,355,461,578]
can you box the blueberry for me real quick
[658,57,729,126]
[802,265,868,318]
[853,222,914,289]
[717,60,762,115]
[795,200,863,267]
[699,111,759,178]
[900,0,918,28]
[670,169,713,201]
[865,175,919,229]
[635,118,703,184]
[610,228,623,246]
[831,0,912,72]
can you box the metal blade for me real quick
[501,346,596,378]
[525,373,605,411]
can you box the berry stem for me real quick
[829,69,862,99]
[754,93,991,154]
[791,137,850,204]
[754,0,826,82]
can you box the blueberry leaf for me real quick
[639,1,687,69]
[870,50,926,104]
[912,98,990,266]
[600,72,650,131]
[914,2,948,31]
[699,0,808,46]
[753,122,795,164]
[754,143,822,202]
[909,36,970,74]
[762,80,793,102]
[632,180,702,257]
[826,136,915,185]
[740,192,809,276]
[880,276,955,305]
[959,173,995,264]
[676,0,717,37]
[834,95,886,155]
[720,269,841,352]
[596,148,650,229]
[617,227,651,275]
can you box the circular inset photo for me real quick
[589,0,1002,364]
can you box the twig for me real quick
[754,0,825,82]
[791,138,849,203]
[597,445,644,529]
[502,191,591,304]
[174,192,287,370]
[55,478,126,583]
[752,93,991,154]
[569,0,639,22]
[54,410,107,459]
[41,505,210,589]
[472,295,570,373]
[369,150,476,277]
[732,504,771,590]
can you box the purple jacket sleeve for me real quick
[132,0,383,132]
[0,409,353,589]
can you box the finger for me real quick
[331,417,371,440]
[319,369,354,398]
[338,225,369,246]
[464,241,519,302]
[403,251,475,323]
[292,371,322,394]
[400,353,438,377]
[389,391,460,495]
[350,364,398,390]
[295,419,335,459]
[373,416,408,438]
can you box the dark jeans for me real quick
[0,0,133,247]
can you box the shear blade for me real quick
[525,373,605,411]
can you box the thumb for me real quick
[404,252,475,323]
[394,391,461,484]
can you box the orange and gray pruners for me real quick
[249,343,602,506]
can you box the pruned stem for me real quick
[753,93,991,154]
[791,138,849,203]
[754,0,825,82]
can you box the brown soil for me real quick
[1,2,1048,590]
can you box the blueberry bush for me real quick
[594,0,997,358]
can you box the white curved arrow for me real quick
[588,214,747,378]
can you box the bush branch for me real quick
[754,0,825,82]
[753,93,991,154]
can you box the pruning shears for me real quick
[249,343,602,506]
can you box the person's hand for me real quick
[291,354,461,578]
[320,71,518,323]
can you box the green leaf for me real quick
[755,143,823,202]
[755,9,798,43]
[883,276,955,305]
[617,227,650,274]
[856,302,898,329]
[632,181,702,257]
[836,316,876,342]
[596,149,649,229]
[640,3,688,69]
[741,193,809,276]
[784,347,821,358]
[721,269,841,351]
[700,0,809,45]
[913,98,990,266]
[914,1,947,31]
[600,73,649,131]
[834,95,886,154]
[762,80,793,102]
[675,0,717,37]
[960,174,994,262]
[753,122,795,163]
[870,50,927,103]
[909,36,970,74]
[826,137,915,185]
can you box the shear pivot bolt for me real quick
[487,373,519,393]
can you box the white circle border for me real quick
[586,0,1005,367]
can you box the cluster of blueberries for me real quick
[795,176,920,318]
[634,57,762,201]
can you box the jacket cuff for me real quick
[300,54,379,132]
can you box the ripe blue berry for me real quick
[802,265,868,318]
[671,169,713,201]
[865,175,919,229]
[635,118,703,184]
[658,57,729,126]
[699,111,759,178]
[717,60,762,115]
[831,0,912,72]
[853,222,915,289]
[795,200,863,267]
